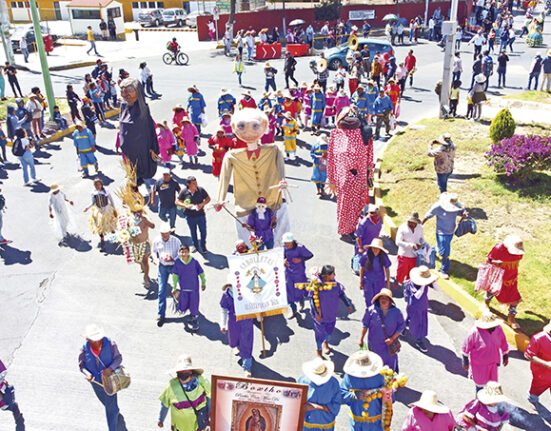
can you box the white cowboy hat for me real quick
[83,324,105,342]
[475,311,503,329]
[169,354,204,376]
[49,183,60,192]
[159,222,172,234]
[410,390,450,414]
[439,192,462,212]
[242,90,253,97]
[282,232,294,243]
[544,322,551,333]
[410,266,439,286]
[475,74,487,84]
[366,238,388,254]
[302,357,335,386]
[477,381,508,405]
[372,288,395,305]
[503,234,524,256]
[343,350,383,378]
[366,204,379,213]
[407,211,421,224]
[220,88,229,95]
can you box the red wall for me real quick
[197,1,471,41]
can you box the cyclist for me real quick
[167,38,180,58]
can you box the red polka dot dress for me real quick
[327,128,373,235]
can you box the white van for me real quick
[162,8,186,27]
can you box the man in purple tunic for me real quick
[220,278,254,377]
[172,244,206,331]
[283,232,314,318]
[359,288,405,371]
[310,265,354,358]
[244,197,276,249]
[355,204,383,254]
[403,266,439,353]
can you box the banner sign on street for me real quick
[349,9,376,20]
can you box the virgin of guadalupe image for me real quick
[245,408,266,431]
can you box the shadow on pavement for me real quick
[423,339,467,377]
[260,314,294,358]
[252,359,296,382]
[0,244,32,265]
[62,234,93,252]
[395,385,423,406]
[29,181,50,193]
[507,402,551,430]
[428,299,465,322]
[202,251,228,270]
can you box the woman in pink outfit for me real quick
[327,106,373,240]
[181,117,200,165]
[156,121,175,165]
[172,104,188,129]
[324,86,337,127]
[333,89,350,119]
[261,106,276,144]
[462,312,509,391]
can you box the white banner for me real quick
[349,10,375,20]
[227,248,287,320]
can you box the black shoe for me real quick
[191,246,197,253]
[190,317,199,331]
[157,316,165,327]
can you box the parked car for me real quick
[11,24,57,53]
[162,8,186,27]
[138,9,164,27]
[184,11,201,28]
[325,38,393,70]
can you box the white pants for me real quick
[235,202,291,248]
[541,73,551,92]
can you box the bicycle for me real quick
[162,50,189,66]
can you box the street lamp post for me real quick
[28,0,56,121]
[439,0,459,118]
[0,0,14,63]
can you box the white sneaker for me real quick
[24,181,33,186]
[244,370,252,378]
[32,178,40,183]
[439,271,450,280]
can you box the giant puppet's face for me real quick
[231,108,268,147]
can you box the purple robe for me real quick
[220,291,254,360]
[360,253,391,307]
[173,257,204,315]
[246,208,274,245]
[355,216,383,253]
[362,305,405,371]
[403,280,432,340]
[284,242,314,303]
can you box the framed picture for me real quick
[211,375,308,431]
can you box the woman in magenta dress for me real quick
[457,381,510,431]
[180,117,199,165]
[261,106,276,144]
[172,104,188,129]
[327,106,373,240]
[324,86,337,127]
[462,312,509,391]
[220,110,233,138]
[156,121,175,165]
[484,234,524,330]
[334,89,350,118]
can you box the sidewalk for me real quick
[484,96,551,125]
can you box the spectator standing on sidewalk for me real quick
[0,65,5,100]
[527,53,542,90]
[12,128,38,186]
[86,26,100,56]
[108,17,117,40]
[452,52,462,82]
[20,37,29,63]
[99,19,108,40]
[540,50,551,92]
[428,132,456,193]
[5,62,23,98]
[497,50,509,88]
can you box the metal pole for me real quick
[0,0,14,63]
[282,0,286,39]
[29,0,56,121]
[439,0,458,118]
[424,0,429,25]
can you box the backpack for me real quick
[11,138,25,157]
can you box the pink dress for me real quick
[324,91,337,117]
[157,128,175,163]
[220,117,233,137]
[181,123,199,156]
[261,114,276,144]
[172,110,188,128]
[457,399,509,431]
[462,326,509,386]
[334,94,350,117]
[402,406,457,430]
[327,128,373,235]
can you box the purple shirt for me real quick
[355,215,383,252]
[310,281,347,323]
[284,242,314,278]
[173,257,204,292]
[360,253,391,284]
[246,208,274,243]
[402,406,457,430]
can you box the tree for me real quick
[489,108,516,143]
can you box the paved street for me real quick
[1,12,551,431]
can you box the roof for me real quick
[67,0,115,8]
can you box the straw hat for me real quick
[410,390,450,414]
[477,381,508,405]
[172,104,185,111]
[221,109,231,117]
[83,324,105,342]
[410,266,439,286]
[262,91,271,98]
[170,354,204,376]
[475,311,502,329]
[220,88,229,95]
[181,116,191,123]
[187,85,199,92]
[265,62,272,68]
[282,232,294,243]
[50,183,59,192]
[300,81,308,88]
[159,222,172,234]
[503,234,524,256]
[365,238,388,254]
[372,288,394,305]
[407,211,421,224]
[75,120,86,129]
[313,84,322,91]
[343,350,383,378]
[439,192,462,212]
[284,112,293,120]
[302,357,335,385]
[242,90,253,97]
[475,74,487,84]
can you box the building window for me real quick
[71,9,101,19]
[131,2,138,7]
[148,1,155,7]
[157,1,164,7]
[107,7,121,17]
[10,2,16,7]
[140,1,147,7]
[17,2,25,7]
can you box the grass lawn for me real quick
[502,90,551,104]
[0,97,70,121]
[380,118,551,336]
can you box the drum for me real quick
[102,366,131,396]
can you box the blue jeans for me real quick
[22,48,29,63]
[497,67,506,87]
[87,40,99,55]
[91,381,120,431]
[436,233,453,274]
[265,78,276,92]
[157,264,173,318]
[237,72,242,85]
[528,73,539,90]
[18,151,36,183]
[186,215,206,250]
[247,46,253,60]
[452,71,461,82]
[158,206,177,229]
[3,386,25,431]
[436,171,452,193]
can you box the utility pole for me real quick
[282,0,286,40]
[0,0,14,63]
[439,0,458,118]
[29,0,55,121]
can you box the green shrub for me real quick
[489,108,516,143]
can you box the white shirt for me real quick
[152,235,181,266]
[396,222,424,258]
[453,56,463,73]
[140,66,151,82]
[246,35,254,48]
[429,18,435,29]
[20,39,27,49]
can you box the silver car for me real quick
[162,8,186,27]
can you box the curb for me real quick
[373,127,531,352]
[50,61,98,71]
[132,27,196,32]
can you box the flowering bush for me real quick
[485,134,551,181]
